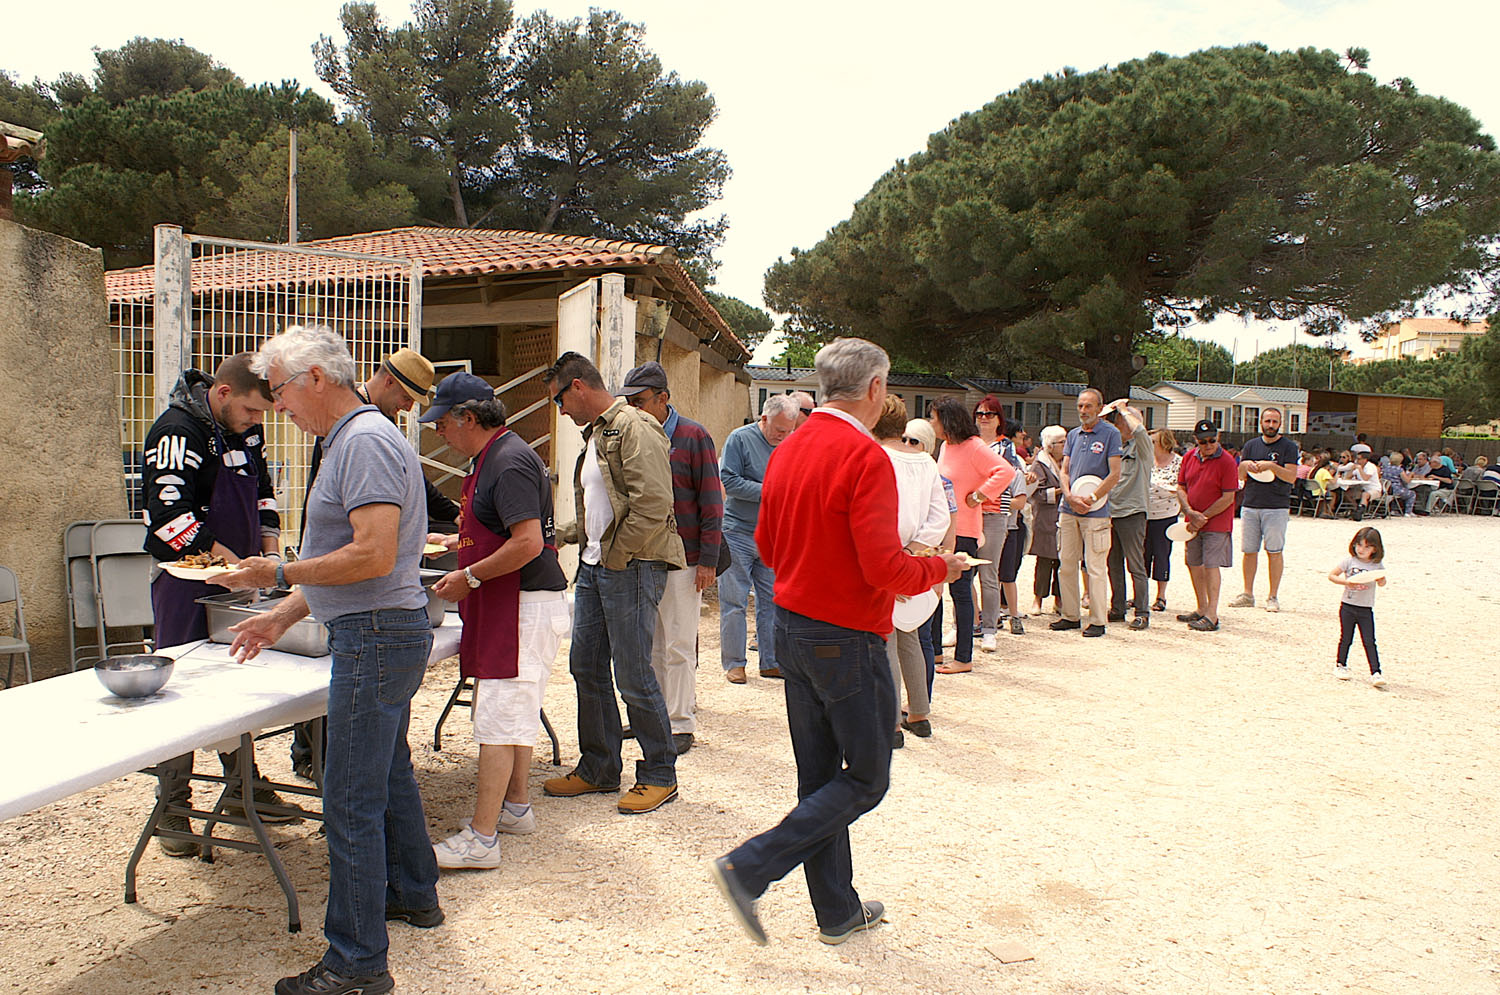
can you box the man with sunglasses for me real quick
[791,390,816,428]
[543,351,685,816]
[1176,419,1239,631]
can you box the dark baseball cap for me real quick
[618,361,669,397]
[1193,418,1219,441]
[418,372,494,422]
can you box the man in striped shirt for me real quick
[622,362,724,755]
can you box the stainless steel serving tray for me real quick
[197,570,453,658]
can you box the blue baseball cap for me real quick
[418,372,494,422]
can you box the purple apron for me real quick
[150,419,262,646]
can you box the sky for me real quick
[5,0,1497,366]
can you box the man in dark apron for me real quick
[142,354,291,855]
[420,373,569,869]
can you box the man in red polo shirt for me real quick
[1176,419,1239,631]
[709,338,963,947]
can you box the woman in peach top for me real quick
[930,398,1015,672]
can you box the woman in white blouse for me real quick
[1145,428,1183,612]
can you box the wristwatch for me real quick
[275,561,288,590]
[463,567,482,589]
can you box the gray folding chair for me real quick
[0,565,31,688]
[90,520,154,658]
[64,520,105,670]
[1475,480,1500,516]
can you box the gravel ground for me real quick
[3,513,1498,995]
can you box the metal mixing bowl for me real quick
[95,655,175,698]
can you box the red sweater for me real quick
[757,411,948,636]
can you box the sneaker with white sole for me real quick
[497,806,536,835]
[942,629,957,648]
[1335,665,1351,680]
[1265,597,1280,613]
[433,822,500,869]
[1371,671,1387,688]
[1228,593,1256,608]
[980,634,997,652]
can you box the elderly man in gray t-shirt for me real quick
[213,325,439,995]
[1104,400,1152,630]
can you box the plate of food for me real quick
[423,542,449,556]
[1248,468,1276,483]
[161,552,233,581]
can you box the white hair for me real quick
[903,418,936,454]
[252,324,358,387]
[1040,425,1067,446]
[814,337,889,402]
[762,393,799,420]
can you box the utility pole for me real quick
[287,127,298,244]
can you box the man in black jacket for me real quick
[142,353,292,855]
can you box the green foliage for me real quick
[765,45,1500,402]
[313,0,517,227]
[1233,343,1348,388]
[86,37,241,105]
[0,71,59,191]
[495,8,728,268]
[705,292,773,351]
[770,334,820,368]
[1135,334,1234,384]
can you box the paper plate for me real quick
[423,542,449,555]
[1347,568,1386,584]
[1070,474,1108,512]
[892,589,939,632]
[1249,469,1276,483]
[162,563,233,581]
[1165,521,1194,542]
[1411,479,1440,487]
[956,554,993,568]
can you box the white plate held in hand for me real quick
[161,563,233,581]
[1248,469,1276,483]
[1165,521,1194,542]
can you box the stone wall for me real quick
[0,220,129,679]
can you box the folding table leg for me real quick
[433,674,473,752]
[230,733,302,933]
[540,708,561,766]
[123,779,176,904]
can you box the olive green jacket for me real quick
[560,398,686,571]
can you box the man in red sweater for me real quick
[710,338,963,947]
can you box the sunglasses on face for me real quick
[552,381,572,408]
[901,436,922,446]
[800,407,814,417]
[974,411,1000,419]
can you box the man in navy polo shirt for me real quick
[1229,408,1299,613]
[1050,388,1122,638]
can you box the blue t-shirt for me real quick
[1061,420,1123,519]
[720,423,776,533]
[300,406,428,623]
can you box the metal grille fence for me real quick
[108,226,419,550]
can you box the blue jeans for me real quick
[727,610,893,929]
[570,559,675,787]
[719,528,778,673]
[321,607,437,977]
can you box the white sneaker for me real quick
[942,629,957,648]
[497,806,536,835]
[433,822,500,869]
[1228,593,1255,608]
[980,634,997,652]
[1335,665,1351,680]
[1371,671,1387,688]
[1265,597,1280,613]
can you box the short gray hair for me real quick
[451,397,508,429]
[252,325,357,387]
[761,393,799,420]
[814,337,889,402]
[1040,425,1067,446]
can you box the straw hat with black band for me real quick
[384,347,435,403]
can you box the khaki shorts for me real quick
[472,594,571,746]
[1185,530,1232,568]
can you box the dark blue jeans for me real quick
[727,610,894,929]
[949,535,979,662]
[321,607,437,977]
[570,559,675,787]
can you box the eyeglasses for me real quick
[552,380,573,409]
[901,436,922,446]
[269,370,307,400]
[974,411,1000,419]
[799,407,814,417]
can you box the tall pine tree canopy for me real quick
[764,45,1500,399]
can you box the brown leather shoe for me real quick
[543,772,618,797]
[758,667,783,679]
[617,782,678,814]
[725,666,747,684]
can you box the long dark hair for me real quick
[1350,526,1384,561]
[931,397,978,443]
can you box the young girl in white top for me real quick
[1328,526,1387,687]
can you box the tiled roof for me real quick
[747,365,815,381]
[1156,381,1308,404]
[746,366,968,390]
[967,378,1169,403]
[103,226,746,361]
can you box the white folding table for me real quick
[0,614,461,930]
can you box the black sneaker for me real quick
[819,900,885,945]
[1009,617,1025,635]
[1106,610,1127,623]
[1128,615,1149,631]
[673,732,694,755]
[1049,618,1081,631]
[710,856,768,945]
[274,962,394,995]
[386,903,445,928]
[1082,624,1106,637]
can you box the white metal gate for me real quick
[108,224,421,549]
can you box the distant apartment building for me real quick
[1355,317,1487,364]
